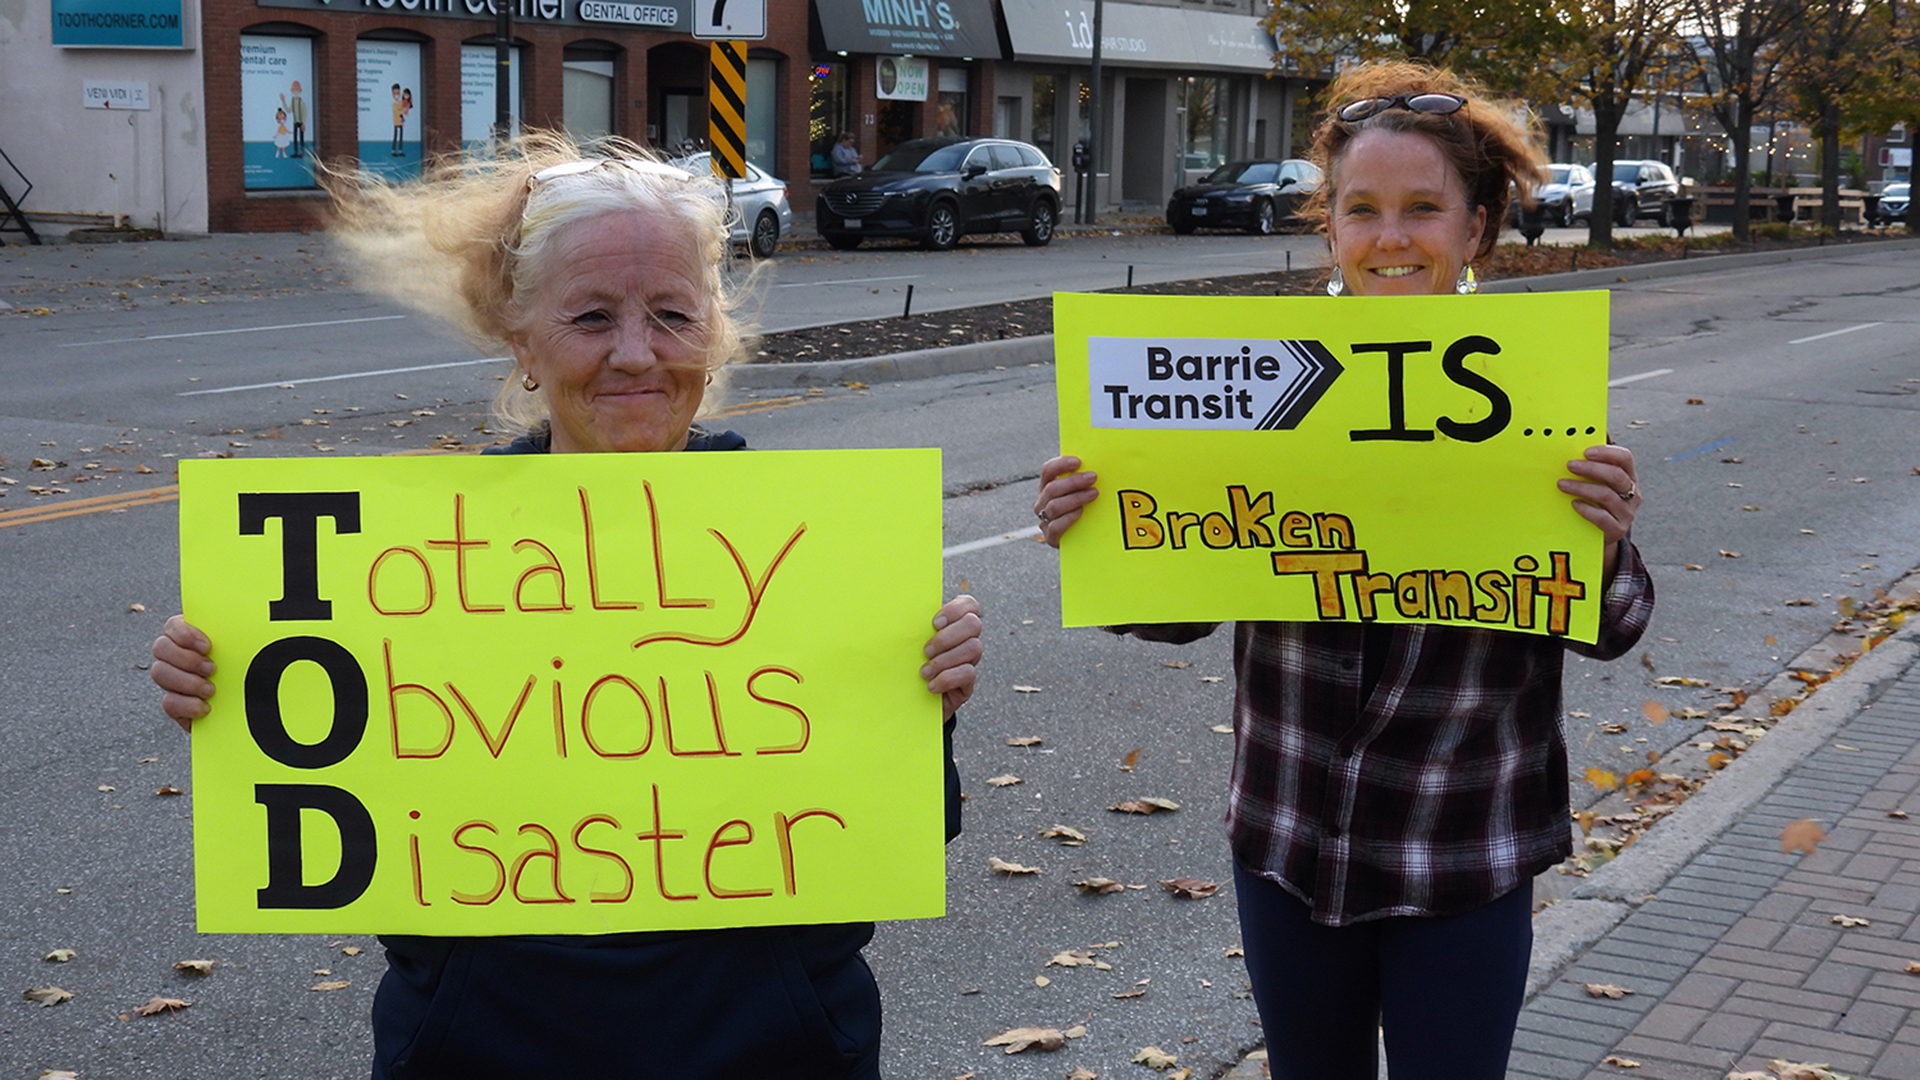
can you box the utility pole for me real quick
[493,0,513,147]
[1083,0,1103,225]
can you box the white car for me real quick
[1536,163,1595,227]
[673,153,792,258]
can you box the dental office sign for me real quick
[256,0,694,31]
[53,0,185,48]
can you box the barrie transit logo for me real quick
[1088,336,1344,430]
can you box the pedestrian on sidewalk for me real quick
[1032,60,1656,1080]
[147,130,984,1080]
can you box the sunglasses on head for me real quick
[1335,92,1468,123]
[526,157,702,190]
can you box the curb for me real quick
[1523,623,1920,1000]
[728,237,1920,390]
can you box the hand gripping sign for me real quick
[1054,291,1612,643]
[180,449,945,935]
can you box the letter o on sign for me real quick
[244,636,369,768]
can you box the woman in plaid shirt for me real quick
[1034,61,1654,1080]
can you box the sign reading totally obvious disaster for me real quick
[1054,291,1612,642]
[181,450,946,935]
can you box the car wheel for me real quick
[749,210,779,259]
[825,233,863,251]
[1247,199,1276,236]
[922,202,960,251]
[1615,194,1637,227]
[1020,199,1056,246]
[1170,217,1196,235]
[1555,201,1572,228]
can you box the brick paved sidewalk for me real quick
[1512,658,1920,1080]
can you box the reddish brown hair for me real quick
[1304,61,1547,261]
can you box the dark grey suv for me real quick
[815,137,1063,251]
[1609,159,1681,226]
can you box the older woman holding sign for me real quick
[1033,63,1653,1079]
[150,132,982,1079]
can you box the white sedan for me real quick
[674,153,793,259]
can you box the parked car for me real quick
[1166,159,1323,235]
[815,137,1063,251]
[672,153,792,259]
[1604,159,1682,226]
[1875,182,1910,226]
[1521,163,1595,227]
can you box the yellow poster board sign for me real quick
[180,449,945,935]
[1055,291,1611,642]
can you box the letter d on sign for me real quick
[255,784,377,909]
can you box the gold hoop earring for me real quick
[522,372,540,392]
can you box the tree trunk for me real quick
[1818,98,1842,231]
[1728,96,1754,244]
[1588,97,1625,250]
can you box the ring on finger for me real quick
[1617,481,1638,501]
[1036,507,1050,524]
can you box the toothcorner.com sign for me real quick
[52,0,187,48]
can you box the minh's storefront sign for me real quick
[255,0,692,32]
[814,0,1001,59]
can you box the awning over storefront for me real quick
[814,0,1002,59]
[1000,0,1276,72]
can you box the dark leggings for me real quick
[1232,861,1532,1080]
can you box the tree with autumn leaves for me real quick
[1263,0,1917,246]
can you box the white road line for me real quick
[178,356,510,396]
[772,274,923,289]
[60,314,409,347]
[1608,368,1674,387]
[944,525,1042,558]
[1788,322,1884,345]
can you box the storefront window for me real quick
[1181,77,1227,171]
[808,61,848,179]
[936,67,968,137]
[357,39,423,181]
[563,43,617,142]
[240,33,318,190]
[1030,75,1055,160]
[459,42,522,154]
[746,57,777,168]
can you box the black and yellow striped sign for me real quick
[707,41,747,180]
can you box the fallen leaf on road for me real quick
[1890,810,1911,820]
[1780,820,1826,855]
[1584,983,1633,999]
[1111,988,1146,999]
[1068,1069,1098,1080]
[1642,701,1670,725]
[1210,724,1233,734]
[1040,825,1086,845]
[1604,1057,1642,1069]
[988,857,1041,875]
[1159,878,1219,899]
[1830,914,1869,928]
[309,980,351,992]
[30,458,65,470]
[985,774,1022,787]
[1006,736,1043,747]
[1163,660,1189,669]
[1720,550,1742,558]
[1072,877,1125,894]
[1585,768,1619,792]
[24,987,73,1006]
[1132,1046,1179,1070]
[1653,676,1710,687]
[1109,797,1179,814]
[1224,946,1244,957]
[1034,975,1049,987]
[1708,751,1735,770]
[1119,747,1142,771]
[341,946,363,956]
[39,1071,80,1080]
[983,1027,1064,1053]
[1012,685,1042,693]
[1765,1061,1851,1080]
[155,787,183,796]
[43,949,75,963]
[132,996,190,1015]
[172,960,213,976]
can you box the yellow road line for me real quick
[0,395,822,530]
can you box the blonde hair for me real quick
[1304,61,1548,262]
[324,130,745,435]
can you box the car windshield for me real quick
[1204,162,1277,184]
[871,142,968,173]
[1613,163,1642,183]
[1550,166,1576,185]
[1887,183,1910,198]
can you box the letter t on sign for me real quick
[238,492,362,621]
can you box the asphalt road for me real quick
[3,236,1918,1080]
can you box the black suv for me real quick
[1608,160,1681,226]
[816,137,1063,251]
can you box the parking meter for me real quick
[1071,142,1090,173]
